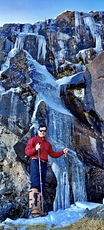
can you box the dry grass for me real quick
[26,224,47,230]
[52,217,104,230]
[0,224,47,230]
[0,217,104,230]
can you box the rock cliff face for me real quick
[0,10,104,220]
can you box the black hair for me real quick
[38,123,47,130]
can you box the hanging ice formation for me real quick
[0,24,87,211]
[27,53,87,210]
[75,11,103,63]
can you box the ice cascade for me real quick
[28,57,87,209]
[0,27,87,211]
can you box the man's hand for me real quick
[36,143,41,150]
[63,148,69,154]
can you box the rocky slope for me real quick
[0,10,104,221]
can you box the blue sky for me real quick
[0,0,104,26]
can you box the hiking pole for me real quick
[38,146,44,214]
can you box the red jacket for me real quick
[25,135,64,161]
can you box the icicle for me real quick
[0,33,26,76]
[47,107,72,210]
[0,48,18,76]
[75,11,81,42]
[72,159,87,203]
[83,13,102,51]
[52,157,70,211]
[37,35,46,61]
[14,34,25,50]
[47,105,87,210]
[62,171,66,209]
[94,34,102,52]
[30,94,43,134]
[84,15,97,40]
[52,159,70,211]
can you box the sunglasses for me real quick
[39,129,47,133]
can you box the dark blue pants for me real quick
[30,159,47,192]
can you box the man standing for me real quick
[25,123,68,217]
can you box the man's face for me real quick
[38,127,47,138]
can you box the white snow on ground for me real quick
[0,202,102,229]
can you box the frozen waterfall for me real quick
[27,53,87,210]
[0,28,87,211]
